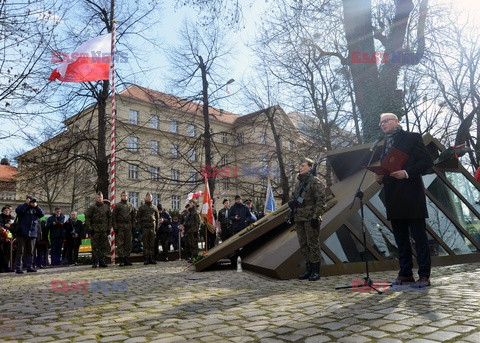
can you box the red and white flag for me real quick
[49,33,111,82]
[201,179,216,234]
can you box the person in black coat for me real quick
[64,211,85,265]
[375,113,433,287]
[228,195,251,234]
[155,205,172,262]
[46,207,66,266]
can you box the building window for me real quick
[84,196,92,210]
[170,144,179,158]
[128,164,139,179]
[149,115,159,129]
[189,172,197,184]
[129,110,139,125]
[171,169,179,183]
[260,131,267,144]
[150,166,160,181]
[172,195,180,210]
[223,178,230,190]
[261,177,267,188]
[170,120,178,133]
[189,148,196,161]
[188,124,196,137]
[222,155,228,166]
[222,132,228,144]
[129,192,139,208]
[150,141,159,155]
[238,132,244,145]
[152,193,161,206]
[128,136,139,152]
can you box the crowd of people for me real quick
[0,190,262,273]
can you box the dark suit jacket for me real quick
[381,130,433,220]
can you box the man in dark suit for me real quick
[375,113,433,287]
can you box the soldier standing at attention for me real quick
[137,192,159,265]
[85,192,112,268]
[292,158,326,281]
[185,199,201,263]
[113,191,136,266]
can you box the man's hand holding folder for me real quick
[365,147,409,175]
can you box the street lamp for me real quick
[210,78,235,97]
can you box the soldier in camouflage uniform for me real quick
[136,192,159,265]
[291,158,326,281]
[113,191,136,266]
[185,199,200,262]
[85,192,112,268]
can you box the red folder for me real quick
[365,147,409,175]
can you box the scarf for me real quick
[381,125,403,161]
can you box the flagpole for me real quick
[109,19,117,265]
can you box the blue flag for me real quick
[265,179,276,212]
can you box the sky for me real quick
[2,0,480,162]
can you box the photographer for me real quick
[14,195,45,274]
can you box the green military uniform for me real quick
[136,200,159,264]
[292,169,326,280]
[85,201,112,267]
[185,206,200,260]
[113,198,136,265]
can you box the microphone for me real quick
[370,138,382,152]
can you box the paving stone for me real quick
[423,331,461,342]
[304,335,332,343]
[443,325,477,333]
[463,332,480,343]
[362,330,389,338]
[410,326,438,334]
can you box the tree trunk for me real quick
[96,81,110,198]
[199,55,215,199]
[342,0,423,142]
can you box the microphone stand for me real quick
[335,142,383,294]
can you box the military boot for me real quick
[149,256,157,265]
[298,262,311,280]
[309,262,320,281]
[119,257,125,267]
[99,259,108,268]
[92,259,98,268]
[124,257,132,266]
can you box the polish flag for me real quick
[49,33,111,82]
[201,179,216,234]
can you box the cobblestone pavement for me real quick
[1,261,480,343]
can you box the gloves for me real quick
[310,218,320,229]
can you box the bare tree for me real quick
[0,1,65,142]
[166,19,235,199]
[423,13,480,169]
